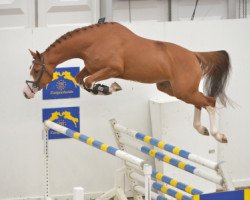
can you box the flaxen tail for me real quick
[195,50,231,107]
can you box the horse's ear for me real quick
[36,50,41,60]
[29,49,37,59]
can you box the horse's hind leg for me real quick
[193,107,209,136]
[171,71,228,143]
[177,92,227,143]
[206,106,228,143]
[157,81,209,136]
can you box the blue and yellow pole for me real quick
[113,123,218,170]
[152,182,192,200]
[139,145,222,185]
[44,120,146,168]
[152,170,203,195]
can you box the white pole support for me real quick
[217,161,235,191]
[143,164,152,200]
[73,187,84,200]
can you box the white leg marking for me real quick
[206,106,228,143]
[193,107,209,136]
[83,76,94,89]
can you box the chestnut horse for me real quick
[23,22,230,143]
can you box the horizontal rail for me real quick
[44,120,146,168]
[112,122,218,170]
[152,170,203,195]
[120,138,223,185]
[131,172,191,200]
[134,185,172,200]
[152,182,192,200]
[124,159,203,195]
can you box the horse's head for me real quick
[23,50,53,99]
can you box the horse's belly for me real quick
[121,65,170,83]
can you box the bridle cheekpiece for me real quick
[25,56,52,93]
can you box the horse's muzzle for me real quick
[23,92,30,99]
[23,85,38,99]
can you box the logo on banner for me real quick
[43,107,80,139]
[43,67,80,100]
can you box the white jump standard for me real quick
[110,119,238,200]
[43,120,249,200]
[44,120,155,200]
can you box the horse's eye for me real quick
[34,69,39,74]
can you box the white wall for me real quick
[171,0,228,20]
[38,0,100,27]
[0,0,35,29]
[1,0,249,29]
[113,0,249,22]
[0,19,250,199]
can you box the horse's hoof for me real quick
[222,137,228,143]
[195,126,209,136]
[111,82,122,92]
[213,133,228,143]
[202,127,210,136]
[221,134,228,143]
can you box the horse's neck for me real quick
[43,47,80,67]
[43,35,89,69]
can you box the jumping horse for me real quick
[23,22,231,143]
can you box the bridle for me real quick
[26,56,53,93]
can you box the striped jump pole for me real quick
[133,185,169,200]
[44,120,152,200]
[151,170,203,195]
[125,160,203,196]
[119,137,223,185]
[109,119,236,199]
[44,120,145,168]
[152,182,192,200]
[112,120,218,171]
[130,172,192,200]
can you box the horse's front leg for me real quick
[83,67,122,95]
[75,67,90,86]
[193,107,209,136]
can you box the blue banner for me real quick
[43,67,80,100]
[42,107,80,140]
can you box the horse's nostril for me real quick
[23,92,30,99]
